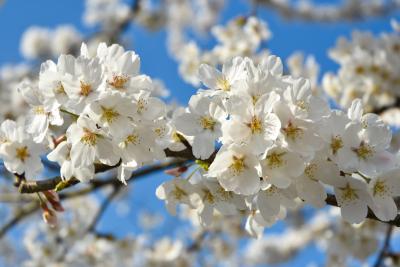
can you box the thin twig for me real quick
[374,225,394,267]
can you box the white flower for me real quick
[66,116,119,168]
[47,141,95,182]
[96,43,152,95]
[0,120,45,178]
[207,144,261,195]
[62,55,104,113]
[334,176,373,224]
[18,80,63,143]
[198,57,246,96]
[368,169,400,221]
[295,157,343,208]
[131,91,166,122]
[174,93,225,159]
[256,185,297,221]
[156,177,197,215]
[274,100,323,156]
[86,91,136,140]
[261,146,305,189]
[222,92,281,154]
[283,77,329,121]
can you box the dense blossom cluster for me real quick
[323,24,400,112]
[2,1,400,266]
[157,54,400,237]
[0,43,171,184]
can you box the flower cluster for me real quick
[157,54,400,237]
[20,25,82,60]
[0,43,171,183]
[323,25,400,112]
[172,16,271,86]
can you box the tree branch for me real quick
[256,0,400,22]
[0,158,189,239]
[374,225,394,267]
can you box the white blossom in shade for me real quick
[47,141,95,182]
[116,124,163,184]
[51,25,82,56]
[0,120,45,178]
[20,26,52,60]
[318,110,360,168]
[256,184,297,221]
[245,202,286,239]
[66,115,119,168]
[156,177,198,215]
[190,173,243,227]
[18,80,63,143]
[174,93,225,159]
[283,77,329,121]
[86,91,136,140]
[334,175,373,224]
[198,57,246,96]
[260,146,305,189]
[273,100,322,156]
[222,92,281,154]
[62,55,104,113]
[295,157,343,208]
[207,144,262,195]
[96,43,153,94]
[368,169,400,221]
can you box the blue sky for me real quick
[0,0,399,266]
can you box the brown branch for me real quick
[86,186,120,233]
[256,0,400,22]
[0,203,39,239]
[0,158,189,239]
[374,225,394,267]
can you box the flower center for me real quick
[282,121,303,141]
[172,185,188,200]
[16,146,30,162]
[33,106,46,115]
[202,189,215,204]
[330,135,343,155]
[137,99,147,114]
[373,180,388,197]
[81,129,97,146]
[353,142,373,160]
[266,151,286,168]
[217,77,231,91]
[80,81,92,97]
[108,75,129,90]
[199,116,216,131]
[229,155,246,175]
[124,134,139,145]
[101,106,119,123]
[55,82,66,95]
[304,163,317,180]
[340,183,358,201]
[247,116,262,134]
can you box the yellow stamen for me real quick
[80,81,92,97]
[101,106,119,123]
[199,116,216,131]
[16,146,30,162]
